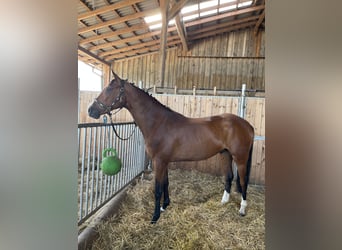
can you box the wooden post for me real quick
[102,64,110,88]
[159,0,170,87]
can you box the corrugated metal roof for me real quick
[78,0,265,65]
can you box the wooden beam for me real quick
[108,39,182,61]
[179,0,252,17]
[188,21,258,40]
[185,5,264,27]
[175,15,188,51]
[159,0,170,87]
[188,15,260,36]
[78,0,144,21]
[254,9,265,36]
[168,0,189,21]
[78,8,160,34]
[78,46,111,66]
[103,35,180,59]
[89,29,167,51]
[104,35,181,61]
[79,24,148,45]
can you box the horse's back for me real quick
[166,113,253,161]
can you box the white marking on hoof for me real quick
[239,199,247,216]
[160,207,165,212]
[221,190,230,204]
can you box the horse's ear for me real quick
[111,70,121,81]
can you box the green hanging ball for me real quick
[100,148,122,175]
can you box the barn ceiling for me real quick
[78,0,265,68]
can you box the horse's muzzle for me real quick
[88,105,100,119]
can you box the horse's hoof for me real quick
[221,190,230,204]
[151,214,160,224]
[239,212,246,217]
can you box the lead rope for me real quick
[108,111,137,141]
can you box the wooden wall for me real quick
[111,28,265,91]
[80,92,265,185]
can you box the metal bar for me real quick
[95,126,102,208]
[78,122,145,225]
[238,83,247,118]
[99,126,105,205]
[85,128,92,216]
[79,128,87,219]
[78,122,135,128]
[90,127,97,211]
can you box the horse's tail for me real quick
[235,139,254,194]
[245,140,254,186]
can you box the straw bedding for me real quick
[92,169,265,249]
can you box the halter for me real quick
[94,80,126,115]
[95,79,137,140]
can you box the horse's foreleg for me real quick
[151,158,168,224]
[221,150,233,204]
[151,178,163,223]
[161,169,170,211]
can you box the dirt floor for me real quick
[92,169,265,250]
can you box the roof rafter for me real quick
[254,9,265,35]
[103,35,181,60]
[78,8,160,35]
[168,0,190,21]
[175,15,188,51]
[78,0,144,21]
[189,21,257,40]
[89,28,172,51]
[185,4,264,26]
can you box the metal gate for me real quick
[78,122,145,225]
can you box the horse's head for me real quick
[88,72,127,119]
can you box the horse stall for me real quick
[78,1,265,247]
[78,88,265,249]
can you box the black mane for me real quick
[129,81,174,112]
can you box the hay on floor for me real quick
[93,169,265,249]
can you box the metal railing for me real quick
[78,122,145,225]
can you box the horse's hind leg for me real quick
[236,162,248,216]
[221,150,233,204]
[236,143,253,216]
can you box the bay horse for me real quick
[88,73,254,223]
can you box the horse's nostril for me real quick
[88,106,100,119]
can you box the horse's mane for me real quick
[129,82,174,113]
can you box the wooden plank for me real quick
[79,24,148,45]
[168,0,189,21]
[78,46,110,66]
[185,5,264,27]
[78,0,144,21]
[102,34,180,59]
[174,14,189,51]
[78,8,160,34]
[159,0,170,87]
[254,9,265,36]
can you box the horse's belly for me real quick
[170,141,222,162]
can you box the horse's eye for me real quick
[106,85,113,93]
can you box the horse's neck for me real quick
[124,85,169,136]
